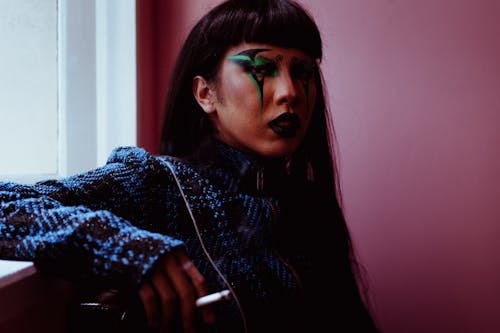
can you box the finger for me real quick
[150,269,178,333]
[138,281,160,331]
[163,251,199,333]
[176,251,217,326]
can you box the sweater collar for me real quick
[216,140,291,193]
[192,139,291,195]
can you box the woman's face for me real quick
[208,43,317,158]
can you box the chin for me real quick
[258,139,302,159]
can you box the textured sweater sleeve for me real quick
[0,146,183,286]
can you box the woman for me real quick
[0,0,380,332]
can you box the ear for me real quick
[193,75,216,114]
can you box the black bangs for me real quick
[161,0,325,156]
[204,0,322,60]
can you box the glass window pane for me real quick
[0,0,58,176]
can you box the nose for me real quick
[274,70,299,106]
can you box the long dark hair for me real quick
[160,0,379,330]
[160,0,322,156]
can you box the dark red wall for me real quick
[136,1,185,154]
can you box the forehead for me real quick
[225,43,313,61]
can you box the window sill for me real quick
[0,260,36,289]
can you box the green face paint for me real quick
[228,49,316,114]
[228,49,277,115]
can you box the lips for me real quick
[268,113,300,138]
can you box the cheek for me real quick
[224,75,261,109]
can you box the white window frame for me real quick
[1,0,137,183]
[61,0,137,177]
[0,0,137,327]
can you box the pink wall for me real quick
[166,1,500,332]
[305,0,500,332]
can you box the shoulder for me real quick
[105,146,175,173]
[105,146,200,179]
[106,146,157,165]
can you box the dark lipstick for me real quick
[268,113,300,138]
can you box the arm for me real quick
[1,147,216,331]
[0,147,183,286]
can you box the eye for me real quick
[291,61,315,81]
[251,62,277,77]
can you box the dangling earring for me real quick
[306,159,315,182]
[256,168,264,191]
[285,158,293,176]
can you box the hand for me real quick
[138,248,216,333]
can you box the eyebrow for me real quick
[228,54,274,67]
[228,48,271,61]
[229,48,313,63]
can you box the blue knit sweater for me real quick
[0,142,314,332]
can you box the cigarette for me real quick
[195,289,231,307]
